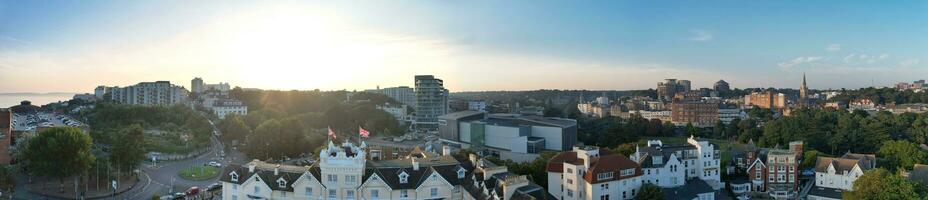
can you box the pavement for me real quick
[12,116,247,200]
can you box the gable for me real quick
[416,170,454,191]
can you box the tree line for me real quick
[221,89,406,161]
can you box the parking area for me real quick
[12,112,84,132]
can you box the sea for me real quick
[0,93,76,108]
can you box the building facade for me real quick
[657,79,692,101]
[106,81,189,106]
[670,101,719,127]
[212,99,248,119]
[367,86,417,107]
[547,146,643,200]
[630,136,722,189]
[219,140,551,200]
[414,75,449,130]
[743,91,786,109]
[808,153,876,200]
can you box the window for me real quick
[305,187,313,197]
[458,168,466,178]
[230,172,239,182]
[431,188,438,197]
[567,168,573,173]
[399,172,409,183]
[372,189,379,199]
[567,189,574,197]
[254,186,260,194]
[232,184,238,192]
[346,190,355,200]
[328,190,337,200]
[277,179,287,188]
[567,179,573,184]
[328,174,338,182]
[622,191,626,199]
[600,195,610,200]
[620,169,635,176]
[401,190,409,198]
[347,175,357,185]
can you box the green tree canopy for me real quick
[112,124,146,173]
[24,127,96,182]
[845,168,922,200]
[635,183,665,200]
[877,140,928,171]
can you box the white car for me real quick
[207,161,222,167]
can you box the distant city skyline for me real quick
[1,1,926,93]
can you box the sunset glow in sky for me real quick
[1,1,926,93]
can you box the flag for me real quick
[359,126,370,138]
[328,127,337,139]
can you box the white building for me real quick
[467,101,487,112]
[377,104,412,125]
[631,110,672,122]
[106,81,188,106]
[717,106,745,124]
[366,86,417,107]
[220,140,552,200]
[630,136,722,190]
[212,99,248,119]
[547,146,643,200]
[808,153,876,200]
[439,112,577,162]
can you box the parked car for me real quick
[207,183,222,191]
[207,161,222,167]
[185,186,200,196]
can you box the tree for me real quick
[684,123,700,136]
[112,124,146,174]
[646,119,662,136]
[23,127,96,191]
[844,168,920,200]
[877,140,928,170]
[661,121,676,136]
[219,114,251,145]
[635,183,665,200]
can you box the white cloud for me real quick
[900,59,921,67]
[778,56,824,69]
[826,44,841,51]
[688,30,713,42]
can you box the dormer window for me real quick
[457,168,466,179]
[399,171,409,183]
[277,178,287,188]
[230,172,239,182]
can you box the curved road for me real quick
[13,117,245,200]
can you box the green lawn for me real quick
[179,166,219,181]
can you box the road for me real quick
[12,116,246,200]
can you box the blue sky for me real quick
[1,1,926,92]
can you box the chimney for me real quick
[442,146,451,156]
[412,158,420,171]
[274,164,280,176]
[248,164,256,173]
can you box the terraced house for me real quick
[219,140,552,200]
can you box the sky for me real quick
[1,1,926,93]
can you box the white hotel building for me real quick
[546,136,719,200]
[629,136,722,189]
[220,140,554,200]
